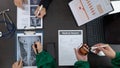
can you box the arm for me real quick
[93,43,120,68]
[74,61,90,68]
[32,42,56,68]
[36,51,56,68]
[111,52,120,68]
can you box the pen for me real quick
[36,5,43,17]
[91,44,108,50]
[35,44,38,54]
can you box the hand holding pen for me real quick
[76,43,115,57]
[92,43,116,58]
[34,5,46,18]
[32,41,43,54]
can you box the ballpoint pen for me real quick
[36,5,43,17]
[35,44,38,54]
[91,44,108,50]
[90,45,108,56]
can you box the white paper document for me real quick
[69,0,113,26]
[109,1,120,14]
[58,30,83,66]
[17,0,43,29]
[16,31,43,68]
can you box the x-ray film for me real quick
[17,32,43,68]
[17,0,43,29]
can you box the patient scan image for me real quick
[30,6,37,16]
[30,0,40,5]
[17,36,41,66]
[30,17,41,27]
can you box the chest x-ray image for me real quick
[30,0,40,5]
[17,33,43,67]
[30,17,41,27]
[30,6,37,16]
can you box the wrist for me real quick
[111,52,116,59]
[78,58,88,61]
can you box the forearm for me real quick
[111,52,120,68]
[74,61,90,68]
[36,51,56,68]
[39,0,52,9]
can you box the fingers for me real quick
[23,0,28,4]
[34,7,46,18]
[83,44,89,52]
[74,48,80,60]
[14,0,23,9]
[12,60,23,68]
[12,62,17,68]
[19,59,23,66]
[32,42,43,54]
[78,44,89,55]
[37,11,46,18]
[74,48,78,55]
[36,42,43,53]
[18,0,23,8]
[32,44,37,54]
[91,43,105,54]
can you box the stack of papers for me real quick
[69,0,113,26]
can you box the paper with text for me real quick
[69,0,113,26]
[58,30,83,66]
[17,0,43,29]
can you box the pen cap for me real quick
[78,44,89,55]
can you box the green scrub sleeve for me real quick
[74,61,90,68]
[111,52,120,68]
[36,51,56,68]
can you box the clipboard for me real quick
[58,30,83,66]
[69,0,114,26]
[16,31,43,68]
[17,0,43,30]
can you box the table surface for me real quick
[0,0,120,68]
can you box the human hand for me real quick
[12,59,23,68]
[32,42,43,54]
[74,44,88,61]
[14,0,27,9]
[93,43,116,59]
[34,6,46,18]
